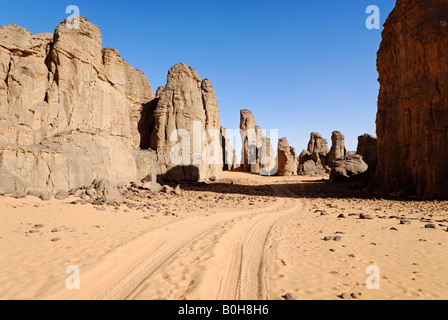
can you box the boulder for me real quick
[330,154,368,182]
[92,179,123,204]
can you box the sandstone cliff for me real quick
[372,0,448,199]
[0,17,158,195]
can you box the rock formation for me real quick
[221,126,239,171]
[356,134,377,167]
[239,109,275,175]
[330,154,368,182]
[372,0,448,199]
[328,131,346,164]
[239,109,259,173]
[277,137,298,176]
[307,132,329,158]
[149,63,222,181]
[0,17,159,195]
[298,132,330,175]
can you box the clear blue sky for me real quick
[0,0,396,151]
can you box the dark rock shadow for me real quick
[174,171,434,202]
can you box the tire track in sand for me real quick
[44,187,287,300]
[217,184,303,300]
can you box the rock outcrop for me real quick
[298,132,330,175]
[372,0,448,199]
[330,154,368,182]
[221,126,239,171]
[356,134,377,167]
[239,109,275,175]
[240,109,259,174]
[149,63,222,181]
[0,18,158,195]
[307,132,329,158]
[329,131,346,164]
[277,137,298,176]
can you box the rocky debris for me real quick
[40,193,51,201]
[150,64,222,182]
[141,181,163,193]
[338,292,358,300]
[277,137,298,176]
[0,17,157,195]
[425,224,436,229]
[328,131,346,165]
[371,0,448,199]
[55,190,69,200]
[282,293,298,300]
[51,238,61,242]
[298,132,330,176]
[92,179,123,204]
[359,213,373,220]
[174,185,182,196]
[356,134,377,167]
[330,154,368,182]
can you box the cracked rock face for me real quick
[356,134,377,167]
[372,0,448,199]
[150,63,222,181]
[0,17,158,194]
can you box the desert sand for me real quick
[1,171,447,300]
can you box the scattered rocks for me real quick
[425,224,436,229]
[359,213,373,220]
[51,238,61,242]
[282,293,298,300]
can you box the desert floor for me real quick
[1,171,448,300]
